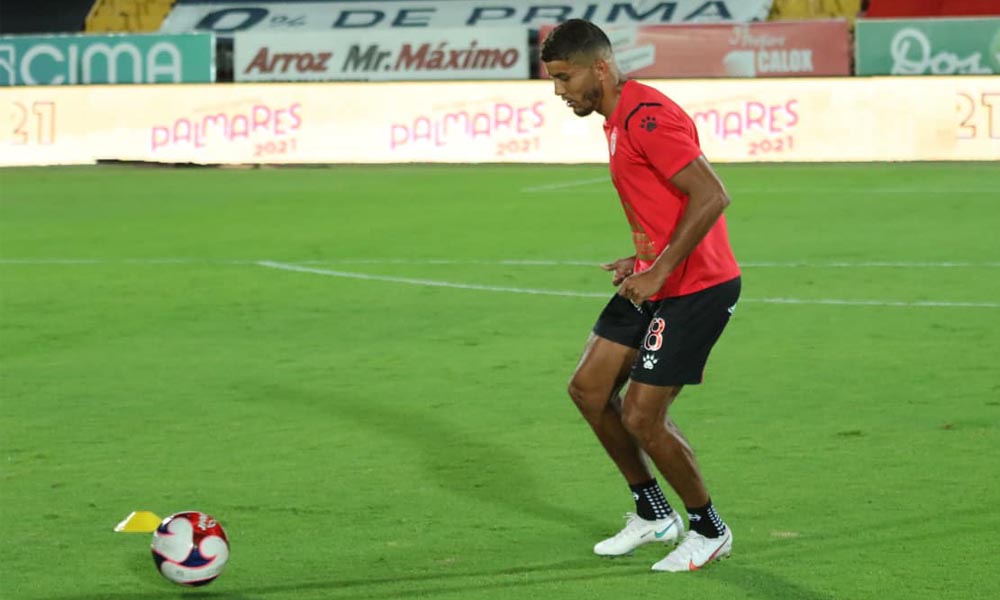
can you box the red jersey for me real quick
[603,80,740,300]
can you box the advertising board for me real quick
[2,77,996,166]
[234,28,528,81]
[161,0,775,33]
[538,20,851,78]
[0,33,215,86]
[855,17,1000,75]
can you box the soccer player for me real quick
[541,19,741,572]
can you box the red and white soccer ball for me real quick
[150,511,230,586]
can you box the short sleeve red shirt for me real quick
[603,80,740,300]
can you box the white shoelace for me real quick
[610,512,647,540]
[674,530,726,555]
[673,530,704,551]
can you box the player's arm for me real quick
[618,155,730,303]
[647,155,731,279]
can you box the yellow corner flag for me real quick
[114,511,162,533]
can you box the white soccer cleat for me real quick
[593,512,684,557]
[650,528,733,572]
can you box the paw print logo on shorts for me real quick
[642,354,658,369]
[640,116,657,132]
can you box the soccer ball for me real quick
[150,511,230,586]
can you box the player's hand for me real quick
[617,270,665,305]
[600,256,635,286]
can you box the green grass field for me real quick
[1,163,998,600]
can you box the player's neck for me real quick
[598,80,626,119]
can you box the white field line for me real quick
[256,261,607,298]
[741,261,1000,268]
[0,258,252,265]
[257,261,1000,309]
[2,258,999,268]
[299,258,601,266]
[1,257,996,307]
[295,259,1000,268]
[735,187,1000,195]
[750,297,999,309]
[519,181,999,195]
[520,177,609,193]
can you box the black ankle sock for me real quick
[629,479,674,520]
[686,500,727,538]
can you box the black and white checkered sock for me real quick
[629,479,674,520]
[686,499,727,538]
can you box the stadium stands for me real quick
[86,0,176,33]
[769,0,864,25]
[0,0,95,34]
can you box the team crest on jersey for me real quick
[609,128,618,156]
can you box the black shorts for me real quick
[592,276,741,386]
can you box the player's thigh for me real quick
[631,277,740,388]
[569,333,638,408]
[569,294,654,405]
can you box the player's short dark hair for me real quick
[540,19,612,64]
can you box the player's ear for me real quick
[593,57,609,82]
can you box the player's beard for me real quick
[574,85,602,117]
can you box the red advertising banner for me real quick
[539,20,851,78]
[867,0,1000,17]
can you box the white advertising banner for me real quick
[161,0,774,33]
[234,28,528,81]
[1,77,997,166]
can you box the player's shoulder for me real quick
[620,81,685,132]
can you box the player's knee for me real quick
[621,405,658,442]
[567,376,606,421]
